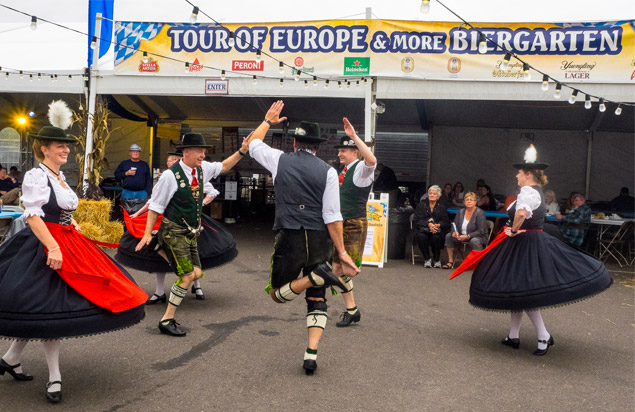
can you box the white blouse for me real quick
[507,185,542,219]
[21,165,79,218]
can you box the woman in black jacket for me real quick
[413,185,450,268]
[443,192,488,268]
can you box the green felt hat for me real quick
[28,126,76,143]
[288,121,326,144]
[178,133,211,149]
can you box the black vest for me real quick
[274,151,330,231]
[42,178,75,225]
[339,160,372,220]
[507,185,545,230]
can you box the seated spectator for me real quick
[443,192,488,268]
[610,187,635,213]
[556,193,591,247]
[564,191,578,214]
[475,178,486,193]
[452,181,465,203]
[413,185,450,268]
[544,189,560,216]
[439,183,453,205]
[476,184,497,211]
[0,167,20,206]
[8,166,21,183]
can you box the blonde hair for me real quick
[32,139,54,162]
[464,191,477,201]
[522,168,548,186]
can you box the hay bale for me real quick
[79,222,104,241]
[74,198,112,225]
[102,220,124,244]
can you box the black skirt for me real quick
[115,214,238,273]
[469,231,613,311]
[0,227,145,340]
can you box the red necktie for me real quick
[191,168,199,188]
[339,166,347,185]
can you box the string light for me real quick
[184,62,190,73]
[190,6,199,24]
[541,75,549,91]
[279,78,284,87]
[304,80,309,88]
[313,76,317,86]
[49,74,54,81]
[90,36,97,49]
[420,0,430,14]
[67,74,72,82]
[501,53,511,70]
[325,79,330,88]
[346,81,350,88]
[228,31,235,48]
[599,98,606,112]
[142,51,149,63]
[295,70,301,81]
[568,90,578,104]
[256,49,261,62]
[4,72,8,80]
[54,74,58,82]
[221,70,226,80]
[522,63,530,80]
[363,77,368,86]
[584,94,592,109]
[554,83,562,99]
[29,74,33,81]
[30,16,37,30]
[279,62,284,74]
[19,70,23,79]
[478,33,487,54]
[356,80,360,87]
[37,73,41,81]
[252,75,257,84]
[338,81,342,89]
[615,105,622,116]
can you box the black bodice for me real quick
[506,185,545,230]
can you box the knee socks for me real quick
[526,310,550,349]
[154,273,166,296]
[43,340,61,391]
[274,282,299,303]
[508,311,523,339]
[304,348,318,361]
[193,279,204,296]
[2,340,28,373]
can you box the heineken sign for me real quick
[344,57,370,75]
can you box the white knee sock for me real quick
[509,311,523,339]
[154,273,166,296]
[526,310,550,349]
[43,340,61,391]
[193,279,204,296]
[3,340,28,373]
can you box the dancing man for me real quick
[136,133,247,336]
[332,117,376,327]
[247,101,360,374]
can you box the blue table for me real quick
[0,211,23,219]
[447,208,508,219]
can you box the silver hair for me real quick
[428,185,442,196]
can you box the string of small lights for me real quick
[420,0,633,115]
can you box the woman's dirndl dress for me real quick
[0,166,147,340]
[453,185,612,311]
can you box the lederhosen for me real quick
[157,162,204,278]
[333,160,371,265]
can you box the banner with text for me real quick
[114,20,635,83]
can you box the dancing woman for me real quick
[451,145,612,355]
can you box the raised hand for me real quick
[342,117,356,138]
[264,100,288,125]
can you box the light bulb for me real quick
[615,105,622,115]
[29,74,33,82]
[313,76,317,86]
[185,62,190,73]
[356,80,360,87]
[363,77,368,86]
[325,80,330,88]
[228,32,235,48]
[501,53,511,70]
[68,74,72,82]
[190,6,199,24]
[338,81,342,89]
[252,75,257,84]
[568,90,578,104]
[4,72,8,80]
[30,16,37,31]
[256,50,261,62]
[554,83,562,99]
[599,99,606,112]
[420,0,430,14]
[19,70,23,79]
[522,63,530,80]
[346,81,350,88]
[37,73,42,81]
[584,95,592,109]
[143,51,149,63]
[54,74,58,82]
[90,36,97,50]
[50,74,54,81]
[541,75,549,91]
[279,62,284,74]
[280,78,284,87]
[478,34,487,54]
[304,80,308,88]
[221,70,226,80]
[295,70,301,81]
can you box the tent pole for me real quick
[585,131,593,199]
[364,7,374,144]
[83,12,102,195]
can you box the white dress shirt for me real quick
[21,165,78,218]
[508,186,542,219]
[249,139,342,224]
[343,159,376,188]
[148,160,222,214]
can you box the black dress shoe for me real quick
[336,310,361,327]
[0,358,33,381]
[501,336,520,349]
[309,263,349,292]
[46,381,62,403]
[159,319,186,337]
[303,360,317,375]
[533,335,555,356]
[146,294,167,305]
[192,287,205,300]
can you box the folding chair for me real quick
[598,221,634,268]
[0,216,15,244]
[451,220,494,268]
[410,214,422,265]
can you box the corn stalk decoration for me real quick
[69,96,118,199]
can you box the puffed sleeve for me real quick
[515,186,542,219]
[204,182,220,198]
[20,168,50,218]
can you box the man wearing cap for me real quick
[247,101,360,375]
[135,133,248,336]
[115,144,153,213]
[332,117,376,327]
